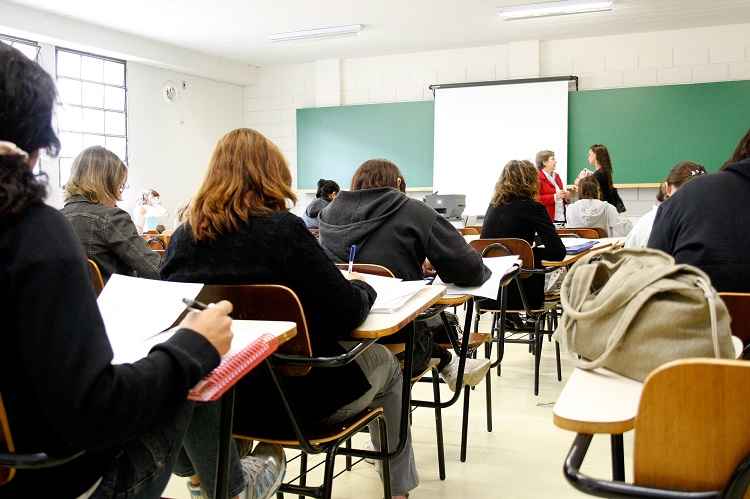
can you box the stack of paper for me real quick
[432,255,520,299]
[344,272,428,313]
[561,237,598,254]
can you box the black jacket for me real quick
[161,211,377,430]
[60,195,161,282]
[319,188,490,285]
[481,197,566,309]
[593,169,625,212]
[648,158,750,292]
[0,204,219,498]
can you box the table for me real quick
[214,320,297,499]
[543,241,614,268]
[553,367,643,481]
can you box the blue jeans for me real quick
[172,401,247,498]
[91,401,193,499]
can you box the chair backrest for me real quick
[194,285,313,375]
[308,228,320,239]
[470,238,535,270]
[335,263,395,278]
[634,359,750,494]
[719,293,750,347]
[557,227,602,239]
[145,237,166,250]
[458,227,480,236]
[0,394,15,486]
[86,259,105,297]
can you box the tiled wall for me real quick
[245,23,750,217]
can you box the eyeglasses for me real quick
[120,183,130,193]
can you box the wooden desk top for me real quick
[352,285,446,339]
[235,320,298,345]
[553,367,643,435]
[436,294,472,306]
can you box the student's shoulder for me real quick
[8,204,85,265]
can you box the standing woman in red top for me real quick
[535,150,568,223]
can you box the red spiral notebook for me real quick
[188,332,279,402]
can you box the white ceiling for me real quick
[8,0,750,66]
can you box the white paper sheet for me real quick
[343,272,428,313]
[432,256,520,299]
[97,274,204,363]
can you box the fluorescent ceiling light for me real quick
[269,24,364,42]
[498,0,613,20]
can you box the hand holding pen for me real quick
[179,298,234,356]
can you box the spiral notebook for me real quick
[98,274,295,402]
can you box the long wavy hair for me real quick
[491,160,538,207]
[0,43,60,219]
[64,146,128,206]
[187,128,297,241]
[590,144,614,188]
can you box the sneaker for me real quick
[440,352,491,392]
[363,439,376,465]
[241,443,286,499]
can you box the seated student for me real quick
[649,129,750,292]
[0,42,289,499]
[626,162,706,248]
[318,160,492,391]
[566,175,631,237]
[302,178,339,228]
[161,129,417,499]
[60,146,160,282]
[480,160,566,310]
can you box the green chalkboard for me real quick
[296,101,434,190]
[568,80,750,183]
[296,80,750,187]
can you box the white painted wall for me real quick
[245,22,750,218]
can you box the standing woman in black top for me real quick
[481,160,566,310]
[588,144,626,213]
[0,43,236,499]
[161,128,418,499]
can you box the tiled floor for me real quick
[165,313,633,498]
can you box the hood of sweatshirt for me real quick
[318,187,409,262]
[569,199,609,226]
[725,157,750,182]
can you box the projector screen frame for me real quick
[429,75,579,92]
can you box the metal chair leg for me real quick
[460,385,471,462]
[485,341,492,433]
[378,415,392,499]
[345,439,351,471]
[534,318,543,396]
[321,448,338,499]
[432,368,446,480]
[298,452,307,499]
[555,340,562,381]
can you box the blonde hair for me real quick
[64,146,127,205]
[491,160,538,207]
[188,128,297,241]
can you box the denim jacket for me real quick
[60,195,161,282]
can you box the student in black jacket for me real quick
[649,128,750,292]
[0,43,242,499]
[319,159,492,391]
[481,160,566,310]
[161,130,417,499]
[588,144,626,213]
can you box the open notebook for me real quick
[433,255,520,299]
[341,271,427,313]
[97,274,294,401]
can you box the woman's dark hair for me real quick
[722,128,750,170]
[351,159,402,191]
[398,175,406,193]
[656,182,667,203]
[0,43,60,218]
[590,144,613,188]
[578,175,601,200]
[665,161,706,189]
[316,179,340,199]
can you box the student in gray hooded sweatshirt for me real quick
[319,159,492,391]
[303,178,339,228]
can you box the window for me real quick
[0,33,40,61]
[55,47,127,186]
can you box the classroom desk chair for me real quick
[719,293,750,353]
[458,227,481,236]
[470,239,562,396]
[194,284,390,499]
[562,359,750,499]
[86,259,105,297]
[0,394,85,487]
[335,263,394,278]
[557,227,604,239]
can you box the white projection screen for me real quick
[433,79,570,215]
